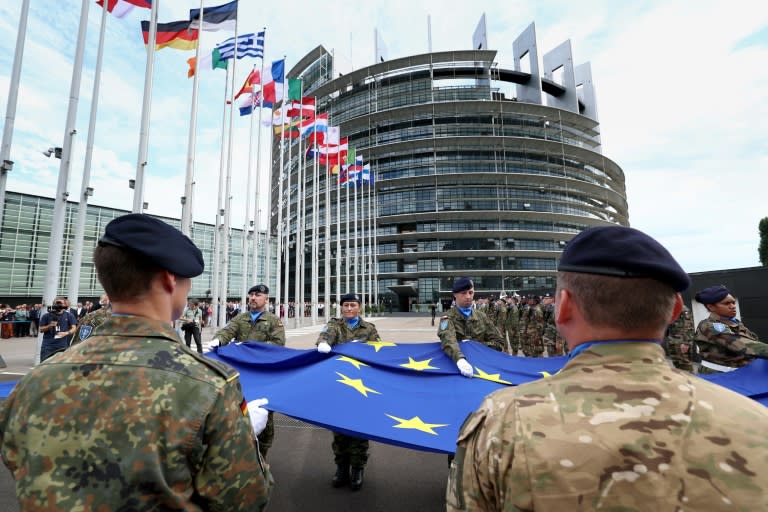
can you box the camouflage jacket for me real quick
[447,342,768,511]
[70,305,112,346]
[521,304,545,336]
[214,310,286,346]
[0,315,272,511]
[504,304,520,331]
[542,303,563,349]
[437,307,505,362]
[695,312,767,369]
[316,317,382,346]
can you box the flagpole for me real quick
[367,172,373,314]
[37,0,90,364]
[323,124,331,322]
[252,28,267,296]
[335,154,342,313]
[211,59,231,328]
[311,134,319,324]
[181,1,205,235]
[0,0,30,234]
[293,82,304,328]
[132,0,159,213]
[68,0,108,308]
[282,66,291,323]
[276,97,286,321]
[241,63,258,305]
[373,173,379,312]
[353,167,359,298]
[345,164,350,293]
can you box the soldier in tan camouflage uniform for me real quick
[0,213,273,511]
[438,277,506,379]
[542,293,566,356]
[662,304,696,371]
[316,292,382,491]
[693,285,768,374]
[447,225,768,511]
[210,283,285,458]
[504,296,521,354]
[520,295,545,357]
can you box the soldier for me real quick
[437,277,506,378]
[504,295,521,355]
[316,292,382,491]
[0,213,273,510]
[210,283,285,458]
[70,294,111,347]
[662,304,696,371]
[494,298,507,344]
[447,225,768,510]
[541,292,566,356]
[520,295,545,357]
[693,285,768,374]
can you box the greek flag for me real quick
[217,31,265,60]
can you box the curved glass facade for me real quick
[274,46,627,310]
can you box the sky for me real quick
[0,0,766,274]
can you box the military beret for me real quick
[452,277,474,293]
[99,214,204,278]
[340,293,361,305]
[558,226,690,292]
[248,284,269,295]
[694,285,730,305]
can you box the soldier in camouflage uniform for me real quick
[438,277,506,378]
[493,298,507,345]
[210,283,285,458]
[71,294,111,347]
[447,226,768,511]
[662,304,696,371]
[316,292,382,491]
[504,296,521,354]
[542,293,566,356]
[0,214,272,511]
[693,285,768,374]
[520,295,545,357]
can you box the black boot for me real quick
[332,464,350,488]
[350,466,364,491]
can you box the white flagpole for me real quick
[38,0,91,364]
[282,72,291,322]
[359,173,366,314]
[311,135,319,324]
[373,173,379,311]
[323,131,331,322]
[335,157,342,312]
[219,18,240,327]
[132,0,160,212]
[241,63,258,305]
[211,61,230,328]
[353,170,359,297]
[252,29,267,292]
[68,0,109,308]
[367,174,374,313]
[345,166,350,293]
[294,86,304,328]
[181,1,205,235]
[276,87,287,320]
[0,0,30,233]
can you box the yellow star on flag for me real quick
[336,356,368,370]
[336,372,381,397]
[539,369,562,379]
[365,340,397,352]
[385,414,449,435]
[400,357,438,371]
[475,367,512,385]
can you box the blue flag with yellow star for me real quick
[208,340,567,453]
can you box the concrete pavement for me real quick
[0,313,453,511]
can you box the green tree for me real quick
[759,217,768,266]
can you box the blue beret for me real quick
[99,214,204,278]
[452,277,474,293]
[340,293,361,304]
[558,226,690,292]
[695,285,730,305]
[248,284,269,295]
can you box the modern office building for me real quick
[0,191,275,305]
[277,22,628,311]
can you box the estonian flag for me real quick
[189,0,238,32]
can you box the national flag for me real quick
[96,0,134,17]
[361,164,374,184]
[300,113,328,137]
[141,20,198,51]
[125,0,151,6]
[262,81,283,108]
[348,155,364,184]
[285,97,315,118]
[190,0,238,32]
[288,78,302,101]
[270,59,285,82]
[238,92,261,116]
[217,31,265,60]
[326,126,340,146]
[338,166,349,186]
[274,120,301,138]
[234,69,261,99]
[186,46,228,77]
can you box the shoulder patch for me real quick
[78,325,93,341]
[712,322,727,333]
[439,318,449,331]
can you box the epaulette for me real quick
[188,350,240,382]
[441,315,449,320]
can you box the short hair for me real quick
[94,244,163,301]
[556,271,676,331]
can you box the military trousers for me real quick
[333,432,369,467]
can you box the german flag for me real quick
[141,20,198,51]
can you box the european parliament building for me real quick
[279,22,628,310]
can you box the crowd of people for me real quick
[0,217,766,509]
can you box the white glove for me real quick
[247,398,269,436]
[317,342,332,353]
[456,358,474,378]
[208,338,220,348]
